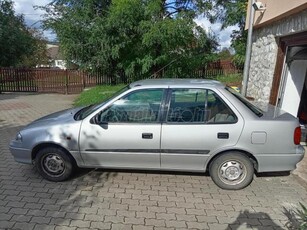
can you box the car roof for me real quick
[129,78,225,88]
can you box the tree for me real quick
[134,0,218,77]
[206,0,247,67]
[0,0,37,67]
[40,0,218,81]
[217,47,233,60]
[21,29,49,67]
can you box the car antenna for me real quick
[147,48,207,79]
[148,59,178,79]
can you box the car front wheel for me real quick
[36,147,74,182]
[209,152,254,190]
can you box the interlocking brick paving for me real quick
[0,92,306,230]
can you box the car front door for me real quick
[79,88,165,169]
[161,88,244,171]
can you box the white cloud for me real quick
[13,0,56,41]
[194,16,239,50]
[14,0,47,23]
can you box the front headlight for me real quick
[15,132,22,142]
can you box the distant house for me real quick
[245,0,307,124]
[46,44,66,69]
[37,44,78,69]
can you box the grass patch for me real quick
[215,74,242,85]
[74,84,126,107]
[74,75,243,107]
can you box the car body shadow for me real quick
[255,171,290,177]
[77,167,209,177]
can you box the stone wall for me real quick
[247,10,307,104]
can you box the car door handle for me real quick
[142,133,153,139]
[217,132,229,139]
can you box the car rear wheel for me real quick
[36,147,74,182]
[209,152,254,190]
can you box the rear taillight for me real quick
[294,127,301,145]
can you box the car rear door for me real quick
[160,88,244,171]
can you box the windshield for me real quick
[74,85,130,120]
[226,87,263,117]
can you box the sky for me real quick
[194,17,238,51]
[14,0,56,40]
[13,0,238,50]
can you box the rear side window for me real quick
[167,89,237,124]
[206,90,237,123]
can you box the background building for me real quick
[246,0,307,143]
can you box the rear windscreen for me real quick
[226,87,263,117]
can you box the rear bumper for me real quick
[9,144,32,164]
[256,145,305,172]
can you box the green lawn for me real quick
[74,75,243,107]
[215,74,242,85]
[74,84,126,107]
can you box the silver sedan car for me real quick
[9,79,305,190]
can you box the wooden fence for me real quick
[0,61,242,94]
[0,68,105,94]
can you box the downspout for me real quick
[241,0,255,96]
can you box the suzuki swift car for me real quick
[9,79,305,190]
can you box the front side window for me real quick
[167,89,236,124]
[75,85,130,120]
[99,89,164,123]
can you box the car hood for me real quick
[24,107,83,129]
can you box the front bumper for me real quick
[9,142,32,164]
[256,145,305,172]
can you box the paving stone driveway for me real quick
[0,93,306,230]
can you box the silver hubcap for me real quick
[219,160,246,185]
[42,154,65,176]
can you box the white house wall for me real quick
[247,9,307,104]
[281,60,307,116]
[54,60,67,70]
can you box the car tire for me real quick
[36,147,74,182]
[209,152,254,190]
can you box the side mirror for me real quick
[90,113,101,124]
[90,116,96,124]
[90,113,108,126]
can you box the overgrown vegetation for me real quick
[297,203,307,229]
[284,203,307,230]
